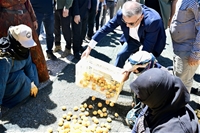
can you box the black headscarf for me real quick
[130,68,190,130]
[0,32,29,60]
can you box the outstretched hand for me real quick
[63,8,69,17]
[81,46,92,59]
[33,21,38,30]
[121,70,130,82]
[74,15,81,24]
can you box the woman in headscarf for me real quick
[130,68,199,133]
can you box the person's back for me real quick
[130,68,200,133]
[169,0,200,93]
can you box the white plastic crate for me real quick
[75,56,124,102]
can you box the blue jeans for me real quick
[115,39,141,68]
[35,12,54,53]
[40,22,45,34]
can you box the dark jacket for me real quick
[90,0,98,11]
[30,0,54,14]
[71,0,89,18]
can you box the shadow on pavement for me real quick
[90,49,112,63]
[57,62,76,82]
[46,58,68,76]
[194,74,200,83]
[189,100,200,110]
[82,96,132,126]
[157,55,173,67]
[0,83,57,131]
[120,90,132,97]
[96,32,121,48]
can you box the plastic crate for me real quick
[75,56,124,102]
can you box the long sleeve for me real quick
[141,20,162,53]
[56,0,73,10]
[0,57,12,105]
[24,53,39,86]
[71,0,80,16]
[65,0,73,9]
[190,1,200,60]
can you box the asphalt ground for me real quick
[0,26,199,133]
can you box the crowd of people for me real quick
[0,0,200,132]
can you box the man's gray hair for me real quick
[122,1,142,17]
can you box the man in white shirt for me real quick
[82,1,166,68]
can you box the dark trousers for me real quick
[115,38,141,68]
[72,16,88,54]
[87,9,97,38]
[35,12,54,53]
[54,9,71,50]
[95,9,101,31]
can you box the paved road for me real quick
[0,27,199,133]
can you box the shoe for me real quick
[80,46,87,53]
[39,33,46,39]
[54,45,62,52]
[125,107,142,129]
[74,52,81,60]
[191,87,200,95]
[1,106,10,119]
[47,52,57,60]
[61,48,71,58]
[167,66,173,71]
[111,30,117,34]
[86,36,91,40]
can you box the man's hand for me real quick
[33,21,38,30]
[63,7,69,17]
[114,2,117,7]
[188,57,199,66]
[30,82,38,97]
[122,71,130,82]
[81,46,92,59]
[74,15,81,24]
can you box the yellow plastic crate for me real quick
[76,56,124,102]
